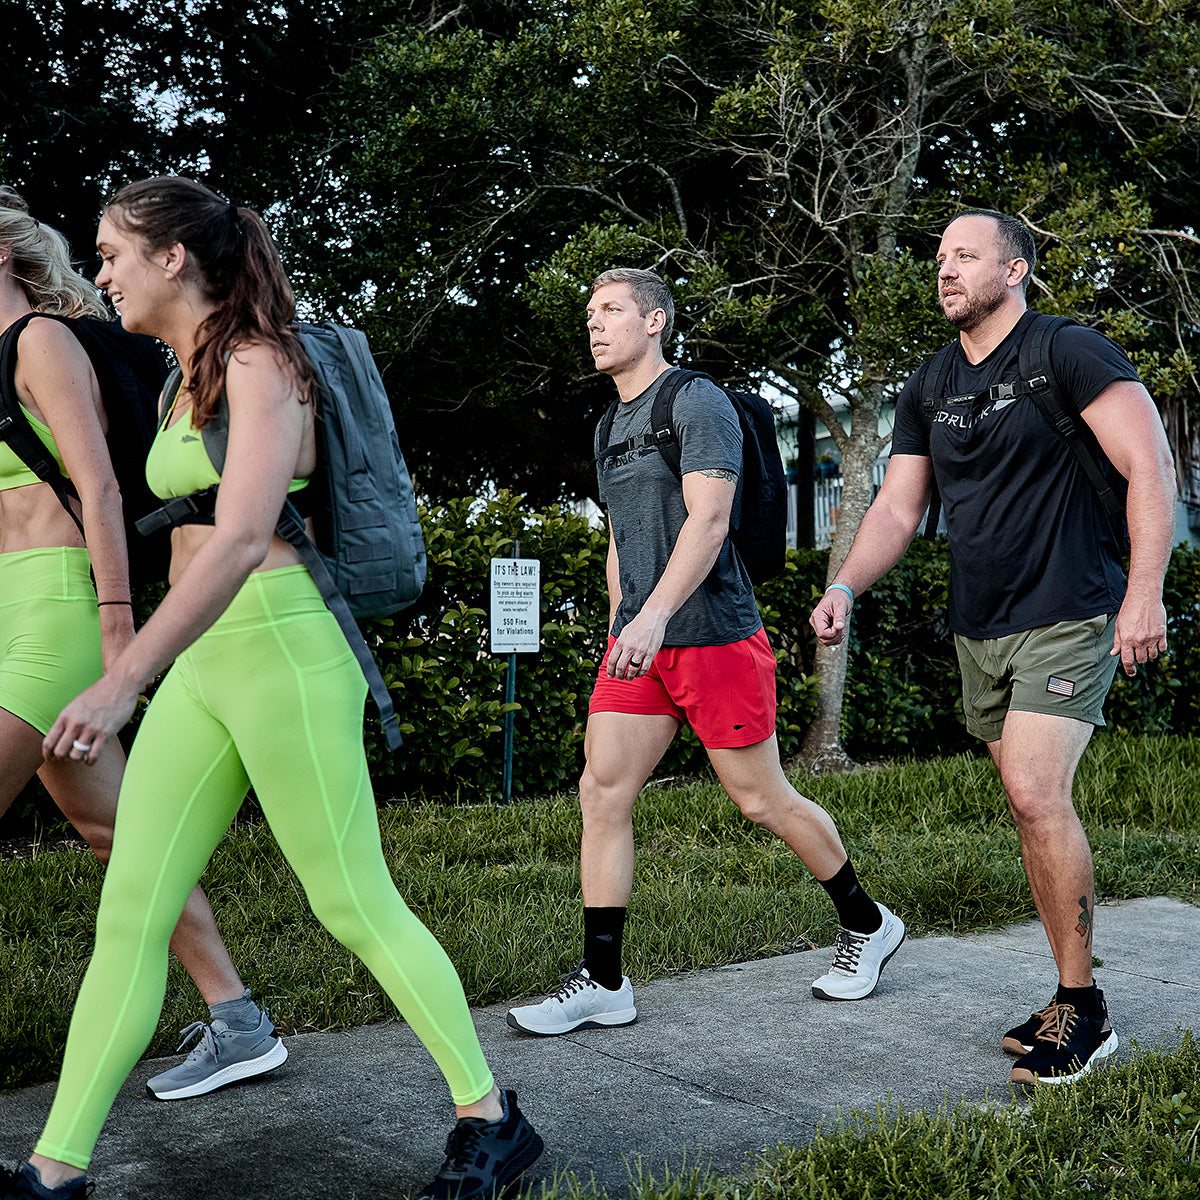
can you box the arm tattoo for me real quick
[697,468,739,481]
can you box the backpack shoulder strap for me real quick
[0,313,40,433]
[1018,313,1123,518]
[648,368,704,479]
[201,394,230,475]
[594,368,699,471]
[158,366,184,426]
[920,341,959,422]
[0,313,86,535]
[918,342,957,539]
[595,399,620,461]
[133,370,223,535]
[1017,312,1074,392]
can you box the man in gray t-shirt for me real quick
[507,268,905,1039]
[596,370,762,647]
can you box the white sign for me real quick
[490,557,541,653]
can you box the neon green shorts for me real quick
[955,615,1120,742]
[0,546,101,735]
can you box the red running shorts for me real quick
[588,627,777,749]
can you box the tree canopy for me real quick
[6,1,1197,510]
[310,0,1200,509]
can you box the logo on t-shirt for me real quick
[1047,675,1077,698]
[932,391,1021,431]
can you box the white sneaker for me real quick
[506,963,637,1035]
[811,903,906,1001]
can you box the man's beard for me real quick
[944,283,1007,331]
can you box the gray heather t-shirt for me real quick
[594,369,762,647]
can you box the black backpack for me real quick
[0,311,171,584]
[597,368,788,584]
[135,320,426,751]
[919,311,1126,539]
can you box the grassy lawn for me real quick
[1,734,1197,1194]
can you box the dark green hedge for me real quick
[359,495,1200,798]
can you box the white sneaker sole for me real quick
[1011,1030,1119,1086]
[505,1006,638,1037]
[811,920,907,1002]
[148,1037,288,1101]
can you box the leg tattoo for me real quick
[1075,895,1094,949]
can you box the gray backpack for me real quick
[137,321,426,750]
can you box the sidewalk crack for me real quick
[556,1039,796,1119]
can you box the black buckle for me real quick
[134,488,218,536]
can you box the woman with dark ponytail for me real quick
[1,176,542,1200]
[0,185,282,1123]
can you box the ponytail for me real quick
[0,186,108,319]
[104,177,316,425]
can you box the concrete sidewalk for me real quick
[3,896,1197,1199]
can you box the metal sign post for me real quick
[489,541,540,803]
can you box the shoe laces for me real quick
[439,1118,485,1177]
[548,962,595,1002]
[1033,1002,1078,1048]
[174,1020,220,1061]
[829,928,867,973]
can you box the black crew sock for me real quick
[583,906,627,991]
[818,860,882,935]
[1056,982,1101,1018]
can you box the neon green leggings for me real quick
[37,566,493,1169]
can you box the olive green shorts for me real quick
[954,615,1120,743]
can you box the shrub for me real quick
[364,503,1200,795]
[368,492,611,798]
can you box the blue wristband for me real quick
[825,582,855,605]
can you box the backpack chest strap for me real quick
[597,426,675,461]
[988,375,1050,403]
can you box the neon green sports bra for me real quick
[145,394,309,501]
[0,408,69,490]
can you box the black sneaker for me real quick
[1003,998,1116,1057]
[0,1164,92,1199]
[1010,991,1118,1086]
[1002,999,1057,1056]
[418,1089,544,1200]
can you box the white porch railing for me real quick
[796,459,889,550]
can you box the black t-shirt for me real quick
[595,369,762,647]
[891,311,1138,637]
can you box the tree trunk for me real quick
[799,395,884,771]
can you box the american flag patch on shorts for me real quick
[1047,676,1076,698]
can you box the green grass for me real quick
[529,1033,1200,1199]
[1,734,1197,1093]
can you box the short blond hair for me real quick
[592,267,673,344]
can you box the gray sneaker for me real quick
[146,1012,287,1101]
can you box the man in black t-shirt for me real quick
[810,211,1177,1086]
[508,268,906,1038]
